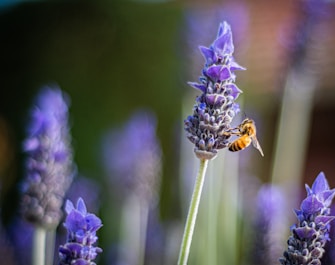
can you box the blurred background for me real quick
[0,0,334,264]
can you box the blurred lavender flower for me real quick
[280,172,335,265]
[251,184,286,265]
[59,197,102,265]
[21,86,75,229]
[102,110,162,265]
[102,109,162,205]
[184,21,244,160]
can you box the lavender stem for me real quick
[178,158,209,265]
[33,226,46,265]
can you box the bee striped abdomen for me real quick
[228,135,251,152]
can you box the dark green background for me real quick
[0,1,185,263]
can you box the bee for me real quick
[227,118,264,156]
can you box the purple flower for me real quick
[252,184,286,265]
[280,172,335,265]
[184,21,244,160]
[59,197,102,265]
[102,109,162,205]
[21,86,75,228]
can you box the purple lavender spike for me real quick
[280,172,335,265]
[184,21,244,159]
[102,109,162,205]
[21,86,75,229]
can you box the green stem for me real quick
[45,229,56,265]
[33,226,47,265]
[178,158,209,265]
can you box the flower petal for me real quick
[311,172,329,194]
[187,82,207,93]
[205,94,225,106]
[318,189,335,207]
[225,83,242,99]
[77,197,87,215]
[294,226,317,240]
[230,60,246,71]
[212,22,234,55]
[199,46,214,65]
[315,215,335,225]
[65,199,75,215]
[301,195,323,214]
[206,65,231,81]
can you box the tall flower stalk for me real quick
[21,86,75,265]
[179,21,244,265]
[280,172,335,265]
[102,109,162,265]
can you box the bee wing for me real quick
[251,136,264,157]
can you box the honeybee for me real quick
[227,118,264,156]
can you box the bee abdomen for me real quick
[228,137,251,152]
[229,140,244,152]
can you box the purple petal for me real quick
[311,172,329,194]
[85,213,102,232]
[225,83,242,99]
[318,189,335,207]
[199,46,214,65]
[65,199,75,215]
[315,215,335,225]
[212,22,234,55]
[77,197,87,215]
[301,195,323,214]
[216,21,226,38]
[294,226,317,240]
[187,82,207,93]
[230,60,246,71]
[305,184,313,196]
[205,94,225,106]
[206,65,231,81]
[294,209,304,221]
[60,242,82,256]
[65,211,86,232]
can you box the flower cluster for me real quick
[21,86,75,228]
[59,197,103,265]
[280,172,335,265]
[184,21,244,160]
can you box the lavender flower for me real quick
[102,109,162,205]
[21,86,75,229]
[59,197,102,265]
[280,172,335,265]
[184,21,244,160]
[252,184,286,265]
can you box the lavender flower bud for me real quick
[279,172,335,265]
[21,86,75,229]
[59,197,103,265]
[184,21,244,160]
